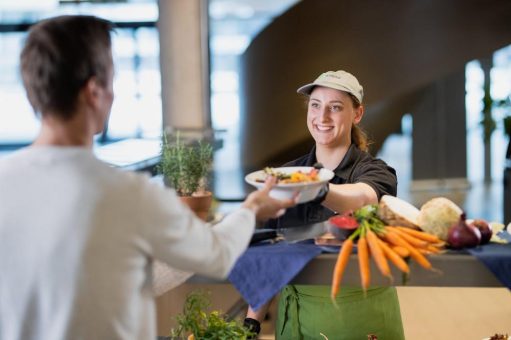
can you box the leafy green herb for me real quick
[158,132,213,196]
[170,291,255,340]
[263,167,291,181]
[353,204,385,234]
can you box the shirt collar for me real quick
[305,143,361,181]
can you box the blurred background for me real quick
[1,0,510,222]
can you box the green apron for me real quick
[276,285,405,340]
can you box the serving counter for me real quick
[288,251,503,286]
[160,223,511,339]
[188,222,508,288]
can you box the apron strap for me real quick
[279,285,301,339]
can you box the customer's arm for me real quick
[138,177,295,279]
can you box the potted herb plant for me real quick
[169,291,254,340]
[159,132,214,221]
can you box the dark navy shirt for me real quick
[265,144,397,229]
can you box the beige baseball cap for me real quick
[296,70,364,103]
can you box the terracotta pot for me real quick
[179,191,213,221]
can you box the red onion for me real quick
[470,219,493,244]
[447,213,481,249]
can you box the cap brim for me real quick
[296,83,315,95]
[296,82,362,103]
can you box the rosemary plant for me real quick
[159,132,213,196]
[170,291,255,340]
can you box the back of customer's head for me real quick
[20,15,114,120]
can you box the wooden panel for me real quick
[397,287,511,340]
[239,0,511,171]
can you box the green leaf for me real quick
[158,132,213,196]
[352,204,385,236]
[170,291,255,339]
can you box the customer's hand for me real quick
[242,177,297,221]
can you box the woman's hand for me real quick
[242,177,298,221]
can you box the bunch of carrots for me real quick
[330,206,445,304]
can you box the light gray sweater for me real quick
[0,147,254,340]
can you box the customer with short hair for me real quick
[0,15,296,340]
[245,70,405,340]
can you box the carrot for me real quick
[366,229,391,279]
[357,234,370,294]
[426,245,442,254]
[417,248,433,255]
[391,246,410,258]
[417,245,442,255]
[331,238,354,303]
[378,238,410,273]
[384,230,433,270]
[393,226,443,244]
[386,227,428,248]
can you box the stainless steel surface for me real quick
[278,221,328,243]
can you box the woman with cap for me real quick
[244,70,404,339]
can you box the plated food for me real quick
[245,166,334,204]
[256,167,321,184]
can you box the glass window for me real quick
[208,0,301,199]
[466,45,511,182]
[0,1,161,146]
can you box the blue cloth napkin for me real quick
[228,241,323,311]
[467,243,511,289]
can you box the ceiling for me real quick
[209,0,300,38]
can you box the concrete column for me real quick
[411,68,468,190]
[158,0,210,132]
[480,57,493,183]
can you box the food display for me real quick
[329,205,445,302]
[328,213,359,240]
[377,195,420,229]
[327,196,502,302]
[447,214,481,249]
[417,197,463,241]
[470,219,493,244]
[489,222,509,244]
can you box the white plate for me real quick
[245,166,334,204]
